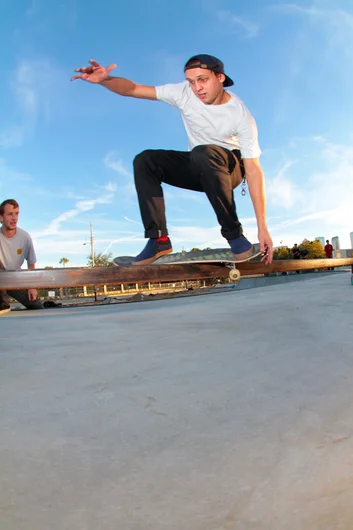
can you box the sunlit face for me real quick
[0,204,19,231]
[185,68,225,105]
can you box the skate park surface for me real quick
[1,272,353,530]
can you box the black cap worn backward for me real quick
[184,54,234,87]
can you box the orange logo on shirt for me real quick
[17,248,23,255]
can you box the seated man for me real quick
[0,199,43,315]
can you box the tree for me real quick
[190,248,201,252]
[300,240,325,259]
[273,246,292,260]
[59,257,69,267]
[273,240,326,261]
[87,252,114,267]
[44,266,54,269]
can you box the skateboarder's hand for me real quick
[259,228,273,264]
[28,289,38,302]
[71,60,117,83]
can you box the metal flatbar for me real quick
[0,264,230,290]
[237,258,353,275]
[0,258,352,290]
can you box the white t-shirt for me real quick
[0,227,37,270]
[156,81,261,158]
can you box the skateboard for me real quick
[113,245,264,282]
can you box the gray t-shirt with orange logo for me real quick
[0,227,37,270]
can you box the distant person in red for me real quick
[324,239,334,271]
[324,240,333,258]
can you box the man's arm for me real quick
[72,59,157,100]
[243,158,273,263]
[27,264,38,301]
[99,77,157,100]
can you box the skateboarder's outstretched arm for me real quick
[243,157,273,264]
[71,60,157,100]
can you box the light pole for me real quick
[90,223,95,267]
[84,223,97,301]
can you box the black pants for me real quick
[0,261,43,309]
[0,289,43,309]
[133,144,245,240]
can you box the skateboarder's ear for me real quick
[215,72,226,86]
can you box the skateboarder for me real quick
[0,199,43,315]
[72,55,273,265]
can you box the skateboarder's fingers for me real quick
[74,66,95,74]
[89,60,117,73]
[71,73,91,81]
[106,63,117,73]
[259,245,272,264]
[261,246,273,264]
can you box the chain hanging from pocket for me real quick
[241,177,247,196]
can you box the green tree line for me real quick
[274,240,326,260]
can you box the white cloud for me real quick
[168,216,258,251]
[217,11,259,39]
[33,227,144,268]
[124,216,143,226]
[272,3,353,54]
[0,59,58,149]
[101,181,117,192]
[67,191,86,200]
[104,152,133,179]
[164,188,207,204]
[271,3,353,124]
[13,59,55,121]
[36,185,117,237]
[267,160,305,209]
[274,3,352,22]
[265,138,353,248]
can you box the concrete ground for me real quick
[1,273,353,530]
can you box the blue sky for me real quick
[1,0,353,267]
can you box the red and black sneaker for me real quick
[132,237,173,266]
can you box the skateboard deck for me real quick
[113,245,264,282]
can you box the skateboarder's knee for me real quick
[133,150,155,171]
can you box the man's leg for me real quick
[133,145,253,262]
[190,145,244,240]
[133,149,199,238]
[0,290,11,315]
[0,260,11,314]
[6,290,43,310]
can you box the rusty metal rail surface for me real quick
[0,258,352,290]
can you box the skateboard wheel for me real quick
[229,269,241,282]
